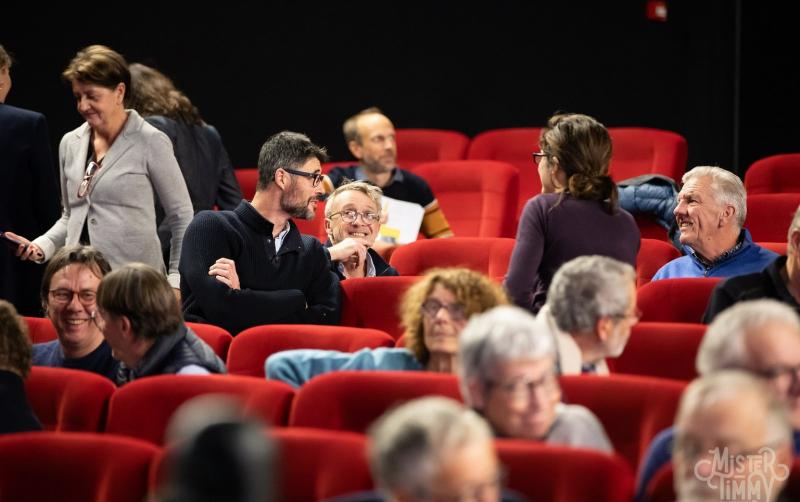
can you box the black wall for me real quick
[3,1,796,176]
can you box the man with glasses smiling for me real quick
[180,131,340,334]
[324,181,398,280]
[31,245,119,381]
[459,305,612,452]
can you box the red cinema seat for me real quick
[466,127,544,220]
[289,371,462,432]
[149,428,372,502]
[234,168,258,201]
[638,278,722,323]
[25,366,115,432]
[496,440,635,502]
[607,322,706,381]
[758,241,788,255]
[24,316,57,343]
[744,153,800,195]
[389,237,515,278]
[340,276,420,339]
[106,375,294,444]
[746,193,800,242]
[559,374,686,473]
[636,239,682,287]
[606,128,688,182]
[0,432,157,502]
[395,128,470,168]
[227,324,395,378]
[186,322,233,361]
[292,199,327,241]
[413,160,519,238]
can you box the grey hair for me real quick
[787,205,800,253]
[682,166,747,229]
[697,299,800,375]
[546,256,636,334]
[458,305,556,405]
[675,370,792,451]
[368,396,493,497]
[325,180,383,218]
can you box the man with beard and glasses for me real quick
[180,131,340,334]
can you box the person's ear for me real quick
[324,217,333,239]
[465,378,487,410]
[595,316,615,344]
[790,229,800,255]
[274,168,291,190]
[720,204,736,227]
[120,315,133,339]
[348,139,363,160]
[116,82,126,105]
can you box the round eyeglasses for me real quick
[329,209,381,225]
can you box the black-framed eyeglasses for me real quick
[77,161,101,198]
[329,209,381,225]
[281,167,323,187]
[420,299,467,321]
[49,288,97,305]
[531,152,549,166]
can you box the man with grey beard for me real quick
[179,131,340,334]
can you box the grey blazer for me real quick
[33,110,193,287]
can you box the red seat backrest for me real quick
[186,322,233,361]
[746,193,800,242]
[606,128,688,182]
[24,316,57,343]
[466,127,544,220]
[744,153,800,195]
[149,427,373,502]
[339,276,421,339]
[758,241,788,255]
[607,322,706,381]
[638,277,722,323]
[395,128,470,168]
[413,160,519,238]
[0,431,157,502]
[389,237,516,277]
[234,168,259,201]
[559,374,687,473]
[25,366,116,432]
[636,239,682,287]
[227,324,395,377]
[289,371,462,432]
[106,374,294,444]
[496,440,635,502]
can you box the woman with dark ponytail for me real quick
[505,113,640,313]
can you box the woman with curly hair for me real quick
[0,299,42,433]
[266,268,508,387]
[505,113,640,314]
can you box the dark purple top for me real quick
[505,193,640,313]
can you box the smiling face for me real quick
[45,264,104,358]
[279,157,323,220]
[422,284,469,358]
[71,79,125,130]
[325,189,380,247]
[745,322,800,428]
[480,358,561,440]
[673,175,730,256]
[349,113,397,174]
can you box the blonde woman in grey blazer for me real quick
[9,46,192,290]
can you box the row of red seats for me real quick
[237,161,800,243]
[23,369,682,472]
[0,428,638,502]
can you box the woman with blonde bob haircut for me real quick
[266,267,508,387]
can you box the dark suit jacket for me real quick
[0,104,60,315]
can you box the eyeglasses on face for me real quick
[531,152,549,166]
[49,288,97,305]
[420,298,467,321]
[281,167,323,187]
[488,373,558,401]
[77,161,101,198]
[329,209,381,225]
